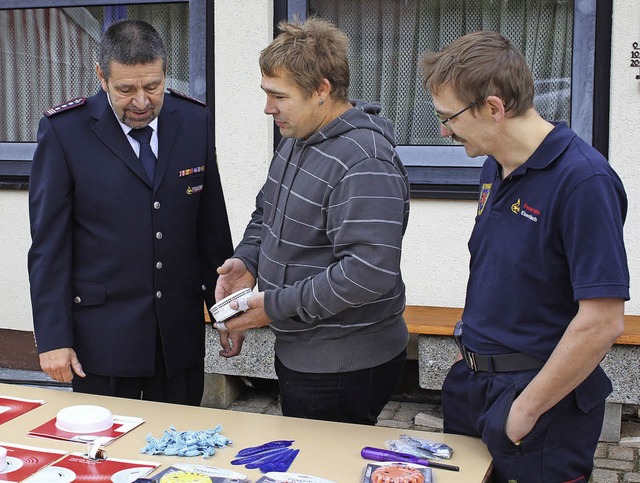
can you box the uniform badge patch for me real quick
[511,198,540,222]
[186,184,203,194]
[477,183,492,216]
[511,198,521,214]
[43,97,86,117]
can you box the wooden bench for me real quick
[409,306,640,443]
[403,305,640,344]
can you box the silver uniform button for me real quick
[153,201,161,209]
[156,261,163,269]
[156,231,163,239]
[201,284,206,291]
[156,291,162,299]
[74,296,81,303]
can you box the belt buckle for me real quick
[465,350,478,371]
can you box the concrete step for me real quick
[0,368,71,391]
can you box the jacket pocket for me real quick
[72,280,106,306]
[480,378,527,456]
[574,365,612,413]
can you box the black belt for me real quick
[453,320,545,372]
[461,349,545,372]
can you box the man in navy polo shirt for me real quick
[420,31,629,482]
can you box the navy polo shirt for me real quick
[461,122,629,360]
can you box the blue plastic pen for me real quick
[361,446,460,472]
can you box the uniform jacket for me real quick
[234,100,410,373]
[28,89,234,377]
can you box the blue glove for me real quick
[260,448,300,473]
[231,446,290,466]
[232,440,299,473]
[234,440,294,458]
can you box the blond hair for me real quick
[260,17,350,100]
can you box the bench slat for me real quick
[404,306,640,346]
[615,316,640,345]
[404,305,461,336]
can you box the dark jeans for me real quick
[275,348,407,425]
[443,360,603,483]
[72,332,204,406]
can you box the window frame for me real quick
[277,0,610,200]
[0,0,210,189]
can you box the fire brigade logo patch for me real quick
[477,183,492,216]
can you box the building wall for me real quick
[0,1,637,345]
[610,0,640,315]
[0,192,32,331]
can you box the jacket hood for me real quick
[300,99,397,148]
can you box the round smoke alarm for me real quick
[55,405,114,433]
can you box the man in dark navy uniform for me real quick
[420,31,629,482]
[28,19,233,405]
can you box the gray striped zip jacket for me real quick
[234,100,410,373]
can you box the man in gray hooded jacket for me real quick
[214,17,410,425]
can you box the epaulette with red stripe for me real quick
[168,88,206,106]
[43,97,86,117]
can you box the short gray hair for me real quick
[98,19,167,80]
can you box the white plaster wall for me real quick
[1,0,638,333]
[213,1,273,246]
[610,1,640,314]
[0,191,33,330]
[402,199,474,306]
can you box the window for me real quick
[0,0,209,188]
[279,0,609,199]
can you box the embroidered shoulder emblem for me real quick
[168,88,206,106]
[477,183,492,216]
[43,97,86,117]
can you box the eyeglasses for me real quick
[434,101,476,127]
